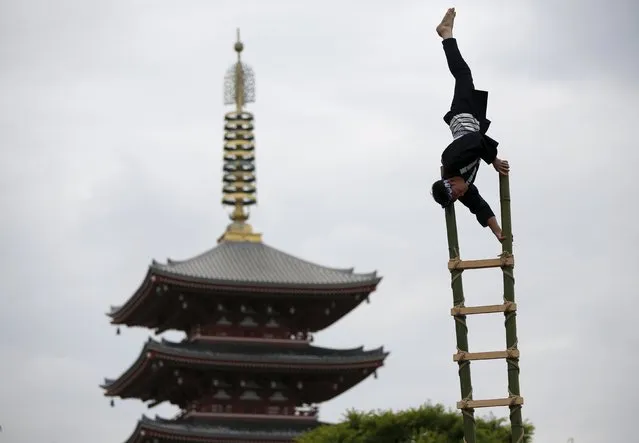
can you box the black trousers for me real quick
[442,38,476,123]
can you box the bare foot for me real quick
[436,7,456,39]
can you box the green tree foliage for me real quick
[296,403,534,443]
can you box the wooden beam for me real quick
[451,302,517,316]
[453,349,520,362]
[448,255,514,271]
[457,396,524,409]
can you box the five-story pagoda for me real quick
[102,31,389,443]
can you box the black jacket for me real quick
[441,89,499,227]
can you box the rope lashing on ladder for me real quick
[499,251,515,280]
[449,256,462,270]
[449,251,467,332]
[453,311,468,332]
[506,388,526,443]
[458,382,476,421]
[456,347,475,422]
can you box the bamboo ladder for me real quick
[444,174,524,443]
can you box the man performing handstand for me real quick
[431,7,510,242]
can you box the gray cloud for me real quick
[0,0,637,442]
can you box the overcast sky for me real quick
[1,0,637,442]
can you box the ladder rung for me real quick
[453,349,520,362]
[448,256,514,270]
[457,396,524,409]
[451,302,517,316]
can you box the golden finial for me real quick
[219,30,261,244]
[224,28,254,111]
[234,28,244,54]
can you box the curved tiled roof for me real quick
[125,415,322,442]
[150,241,380,288]
[156,338,386,362]
[103,338,388,388]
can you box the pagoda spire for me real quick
[219,29,261,243]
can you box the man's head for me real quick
[431,176,468,207]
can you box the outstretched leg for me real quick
[437,8,475,118]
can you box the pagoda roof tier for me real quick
[103,339,387,405]
[154,241,379,288]
[108,241,381,330]
[123,414,324,443]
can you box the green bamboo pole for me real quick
[444,203,476,443]
[499,174,524,442]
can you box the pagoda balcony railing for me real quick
[177,404,320,419]
[189,329,314,343]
